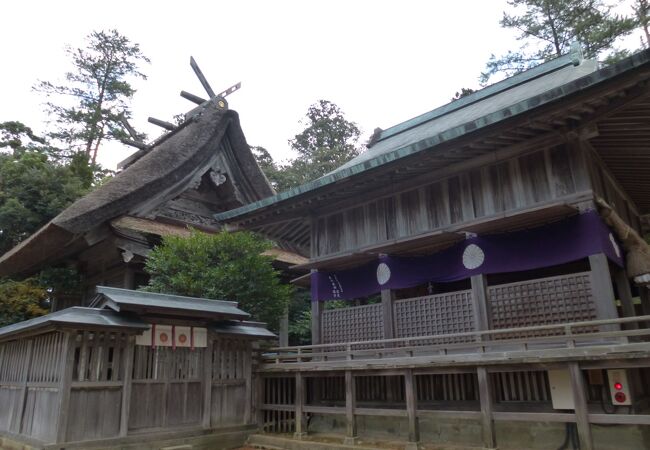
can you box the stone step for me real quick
[247,434,391,450]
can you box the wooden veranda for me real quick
[257,314,650,450]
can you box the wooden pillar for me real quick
[640,287,650,328]
[202,338,214,428]
[56,331,76,443]
[471,275,490,331]
[279,306,289,348]
[568,362,593,450]
[119,335,135,437]
[404,369,420,449]
[588,254,619,327]
[614,267,638,329]
[343,370,358,445]
[255,373,265,430]
[311,299,323,346]
[123,267,135,289]
[381,289,395,340]
[244,341,253,424]
[294,372,306,439]
[477,367,496,449]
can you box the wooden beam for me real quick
[294,372,306,439]
[147,117,176,131]
[477,367,496,449]
[568,362,593,450]
[614,267,638,329]
[404,369,420,449]
[381,289,395,340]
[588,254,620,327]
[119,335,134,437]
[202,338,214,428]
[189,56,216,98]
[180,90,208,105]
[344,370,358,445]
[55,332,76,443]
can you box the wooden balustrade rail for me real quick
[259,314,650,368]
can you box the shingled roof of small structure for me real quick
[0,99,274,276]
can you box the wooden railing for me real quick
[261,314,650,369]
[255,315,650,450]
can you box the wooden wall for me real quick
[0,330,256,446]
[314,144,592,257]
[0,332,66,443]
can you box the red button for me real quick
[614,392,626,403]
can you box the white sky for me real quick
[0,0,643,170]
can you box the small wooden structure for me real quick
[215,47,650,449]
[0,286,273,449]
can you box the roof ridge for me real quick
[95,285,239,307]
[376,51,579,143]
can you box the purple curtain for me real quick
[311,211,623,301]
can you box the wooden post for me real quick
[202,338,214,429]
[294,372,306,439]
[404,369,420,450]
[477,367,496,449]
[471,275,490,331]
[255,374,265,430]
[568,362,593,450]
[381,289,395,340]
[640,287,650,328]
[614,267,638,329]
[244,341,253,424]
[119,335,135,437]
[311,299,322,346]
[55,331,76,443]
[588,254,619,328]
[344,370,358,445]
[279,306,289,348]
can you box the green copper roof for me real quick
[215,48,650,222]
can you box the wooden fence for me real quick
[320,272,598,344]
[0,330,254,446]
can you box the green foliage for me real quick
[287,288,312,346]
[36,29,149,167]
[481,0,635,84]
[0,279,49,327]
[451,88,476,102]
[0,123,87,254]
[143,231,292,330]
[253,100,362,192]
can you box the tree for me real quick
[36,29,149,167]
[0,122,87,255]
[253,101,362,191]
[451,88,476,102]
[143,231,292,330]
[634,0,650,48]
[0,279,49,327]
[481,0,635,84]
[287,100,362,184]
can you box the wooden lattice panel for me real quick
[322,303,384,344]
[488,272,596,332]
[394,291,474,340]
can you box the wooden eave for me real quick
[219,54,650,254]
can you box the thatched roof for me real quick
[0,99,274,277]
